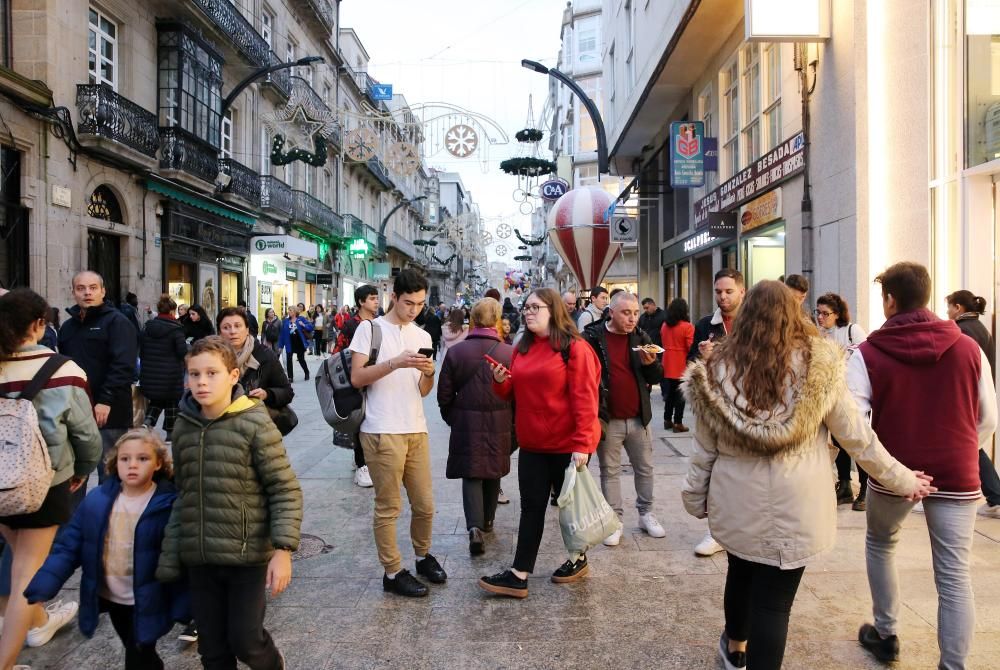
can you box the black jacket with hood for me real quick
[581,321,663,427]
[139,315,188,403]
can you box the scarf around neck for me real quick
[236,335,256,373]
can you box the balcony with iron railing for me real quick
[261,50,292,101]
[386,230,419,260]
[292,189,343,238]
[260,175,294,220]
[190,0,269,69]
[218,157,260,210]
[158,127,219,189]
[363,156,394,191]
[76,84,159,170]
[290,0,335,36]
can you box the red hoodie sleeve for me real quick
[567,339,602,454]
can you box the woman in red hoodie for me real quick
[660,297,695,433]
[479,288,601,599]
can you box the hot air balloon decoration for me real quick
[546,186,622,290]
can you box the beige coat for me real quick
[681,338,917,569]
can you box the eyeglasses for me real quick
[521,304,549,315]
[813,309,835,318]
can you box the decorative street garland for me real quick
[514,228,546,246]
[432,253,457,265]
[271,134,328,167]
[499,157,555,177]
[515,128,544,143]
[413,239,439,246]
[513,255,532,261]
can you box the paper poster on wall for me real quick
[198,263,218,317]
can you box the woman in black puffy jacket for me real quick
[140,295,189,437]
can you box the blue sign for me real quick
[369,83,393,101]
[703,137,718,172]
[669,121,705,188]
[540,178,569,202]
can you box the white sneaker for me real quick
[603,528,622,546]
[978,502,1000,518]
[26,600,78,647]
[694,532,724,557]
[354,465,373,488]
[912,501,925,514]
[639,513,666,538]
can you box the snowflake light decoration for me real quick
[445,124,478,158]
[385,141,420,176]
[345,127,379,162]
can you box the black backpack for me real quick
[315,320,381,432]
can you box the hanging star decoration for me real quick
[264,81,338,167]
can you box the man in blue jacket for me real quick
[59,271,138,488]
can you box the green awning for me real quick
[146,179,256,227]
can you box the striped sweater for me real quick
[0,345,103,486]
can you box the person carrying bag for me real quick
[557,462,621,562]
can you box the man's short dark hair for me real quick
[393,269,428,297]
[875,262,931,312]
[784,274,809,294]
[589,286,608,299]
[641,297,655,306]
[714,268,745,287]
[237,299,248,308]
[354,284,378,308]
[609,288,623,299]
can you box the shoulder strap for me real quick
[365,320,382,368]
[848,323,856,345]
[20,354,71,402]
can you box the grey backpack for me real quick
[315,321,381,433]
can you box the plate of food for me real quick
[632,344,664,354]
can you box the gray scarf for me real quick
[236,335,257,374]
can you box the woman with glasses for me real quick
[479,288,602,598]
[815,293,869,510]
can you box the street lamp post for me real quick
[521,58,608,175]
[222,56,325,112]
[379,195,427,236]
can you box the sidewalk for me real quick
[19,354,1000,669]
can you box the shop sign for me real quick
[305,272,317,283]
[610,216,638,243]
[669,121,705,188]
[694,132,805,229]
[251,235,318,259]
[660,225,735,267]
[708,212,738,238]
[739,188,783,234]
[704,137,719,172]
[540,178,570,201]
[285,268,298,281]
[262,260,279,275]
[316,273,333,285]
[169,216,247,253]
[371,262,390,280]
[349,239,369,259]
[259,282,272,305]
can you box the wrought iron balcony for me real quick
[261,50,292,101]
[218,157,260,208]
[291,0,335,35]
[364,156,394,191]
[386,231,418,259]
[159,127,218,187]
[76,84,158,168]
[260,175,294,219]
[190,0,270,70]
[292,190,342,237]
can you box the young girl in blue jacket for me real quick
[25,428,189,669]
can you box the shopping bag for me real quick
[557,462,622,561]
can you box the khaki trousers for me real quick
[360,432,435,574]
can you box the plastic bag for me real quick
[557,463,622,562]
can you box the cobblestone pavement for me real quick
[18,355,1000,669]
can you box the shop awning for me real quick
[146,178,256,227]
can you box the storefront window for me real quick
[966,0,1000,166]
[220,270,239,309]
[741,224,786,287]
[168,260,195,309]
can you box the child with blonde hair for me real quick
[26,428,188,669]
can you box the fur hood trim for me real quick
[682,338,844,457]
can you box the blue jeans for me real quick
[865,492,978,670]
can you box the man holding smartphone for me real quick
[349,269,446,598]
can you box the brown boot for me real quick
[672,423,689,433]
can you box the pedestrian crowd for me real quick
[0,259,997,670]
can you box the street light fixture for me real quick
[222,56,325,112]
[521,58,608,175]
[379,195,428,236]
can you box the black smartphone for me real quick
[417,348,435,358]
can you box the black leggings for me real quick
[724,553,805,670]
[462,478,500,531]
[100,598,164,670]
[286,336,308,380]
[513,450,571,573]
[834,437,869,494]
[313,332,326,356]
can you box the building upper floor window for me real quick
[763,43,782,152]
[625,0,635,87]
[576,15,600,70]
[741,44,762,164]
[260,127,271,175]
[577,76,602,153]
[157,24,223,148]
[1,0,12,68]
[89,7,118,89]
[286,40,296,77]
[719,42,783,179]
[221,110,233,158]
[261,10,273,49]
[722,58,739,178]
[608,43,616,105]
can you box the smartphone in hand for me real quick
[484,354,512,380]
[417,348,435,358]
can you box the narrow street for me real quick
[21,356,1000,669]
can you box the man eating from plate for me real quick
[581,292,666,544]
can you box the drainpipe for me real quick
[795,44,817,283]
[139,181,148,280]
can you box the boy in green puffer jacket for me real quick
[156,336,302,670]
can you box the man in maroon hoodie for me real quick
[848,262,997,668]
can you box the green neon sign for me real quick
[349,238,369,258]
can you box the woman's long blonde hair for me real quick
[710,280,817,414]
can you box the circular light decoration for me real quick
[514,128,544,143]
[495,244,508,256]
[345,127,379,162]
[496,223,512,239]
[445,124,479,158]
[481,231,493,245]
[386,141,420,176]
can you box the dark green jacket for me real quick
[156,388,302,582]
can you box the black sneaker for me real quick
[382,569,428,598]
[469,528,485,556]
[718,632,747,669]
[479,569,528,599]
[551,555,589,583]
[415,553,447,584]
[835,480,854,505]
[858,623,900,662]
[853,491,867,512]
[178,621,198,643]
[483,520,494,533]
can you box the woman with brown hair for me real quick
[440,308,467,357]
[479,288,602,599]
[681,280,934,670]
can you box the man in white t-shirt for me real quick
[349,269,446,598]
